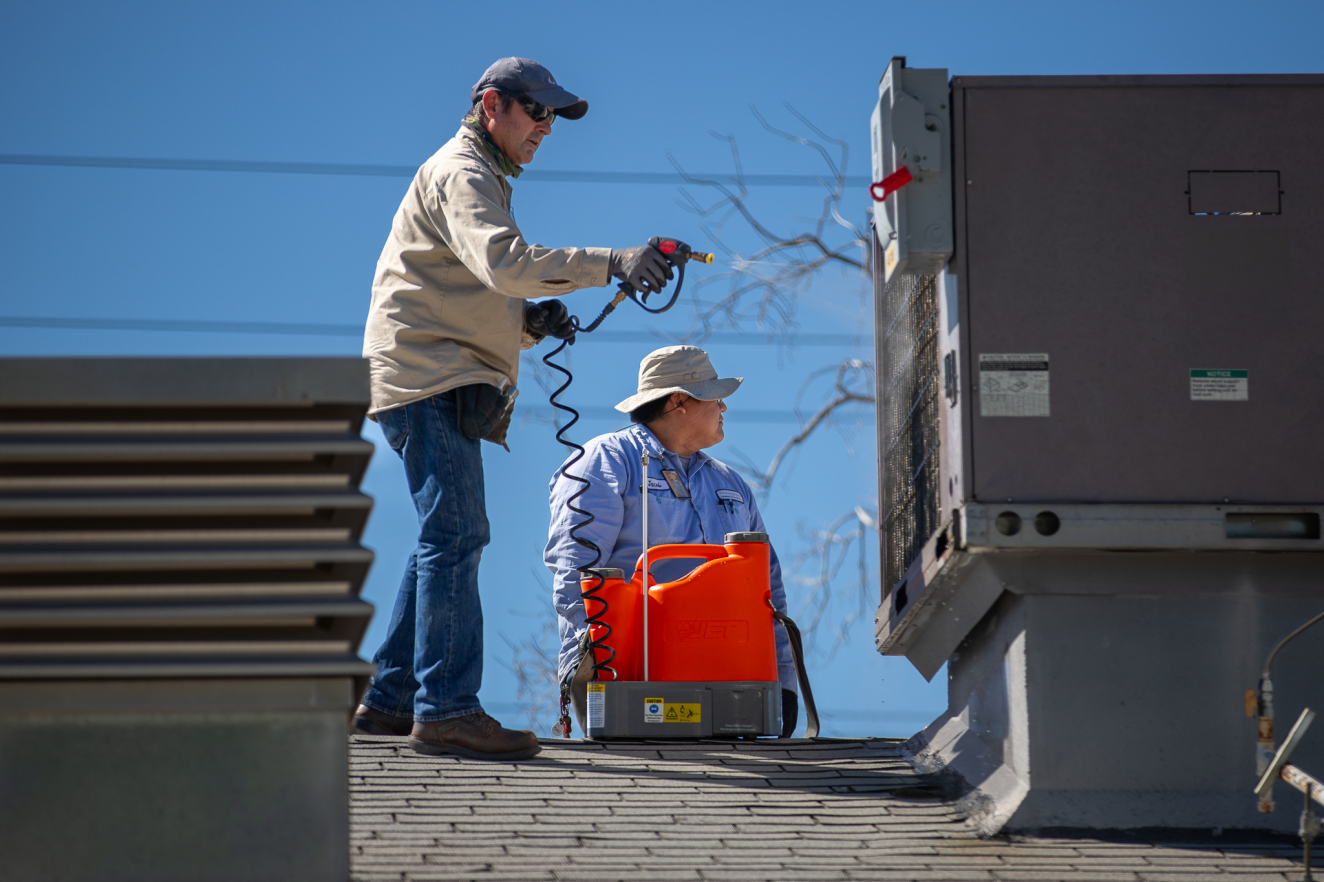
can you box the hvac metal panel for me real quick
[952,75,1324,504]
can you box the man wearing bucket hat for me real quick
[357,57,675,760]
[544,346,799,737]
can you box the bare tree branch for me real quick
[659,108,883,662]
[789,505,879,658]
[519,350,567,431]
[733,358,874,498]
[665,106,868,342]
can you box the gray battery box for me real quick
[585,681,781,739]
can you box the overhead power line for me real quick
[0,315,867,347]
[516,405,817,426]
[0,153,869,188]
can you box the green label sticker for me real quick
[1190,369,1248,401]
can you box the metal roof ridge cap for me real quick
[0,357,369,406]
[952,73,1324,88]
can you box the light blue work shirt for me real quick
[544,423,796,692]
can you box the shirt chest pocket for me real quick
[714,488,748,527]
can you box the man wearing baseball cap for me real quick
[543,346,800,737]
[357,58,674,760]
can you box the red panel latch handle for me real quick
[869,166,914,202]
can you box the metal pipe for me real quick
[1282,770,1323,882]
[1281,764,1324,809]
[1259,677,1278,813]
[1263,607,1324,684]
[1254,604,1324,813]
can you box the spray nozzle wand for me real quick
[577,237,711,334]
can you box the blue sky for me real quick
[2,0,1320,736]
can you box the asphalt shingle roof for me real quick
[349,735,1315,881]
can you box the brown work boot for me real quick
[351,704,413,736]
[409,711,541,761]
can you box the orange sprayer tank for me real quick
[587,533,776,683]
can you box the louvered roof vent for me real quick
[0,357,376,881]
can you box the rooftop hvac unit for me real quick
[869,66,1324,833]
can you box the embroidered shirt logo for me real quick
[716,489,743,503]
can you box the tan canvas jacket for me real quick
[363,125,611,414]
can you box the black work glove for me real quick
[781,688,799,738]
[526,299,576,343]
[609,245,673,296]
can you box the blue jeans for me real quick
[361,392,489,722]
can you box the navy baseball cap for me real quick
[470,57,588,120]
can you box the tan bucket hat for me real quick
[614,345,744,413]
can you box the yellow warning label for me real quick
[664,703,701,723]
[587,683,605,693]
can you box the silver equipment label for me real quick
[979,353,1050,417]
[587,683,605,729]
[1190,369,1248,401]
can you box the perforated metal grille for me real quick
[874,231,941,597]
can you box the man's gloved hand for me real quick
[526,299,576,343]
[609,245,673,296]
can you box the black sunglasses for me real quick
[501,90,555,124]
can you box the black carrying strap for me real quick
[567,630,594,736]
[770,605,819,738]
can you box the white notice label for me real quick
[979,353,1050,417]
[1190,369,1248,401]
[587,683,605,729]
[643,697,664,724]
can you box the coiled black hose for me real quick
[548,263,690,736]
[542,337,617,684]
[578,261,687,334]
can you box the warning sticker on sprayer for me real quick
[587,683,605,729]
[664,703,701,723]
[643,698,701,723]
[979,353,1050,417]
[1190,369,1248,401]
